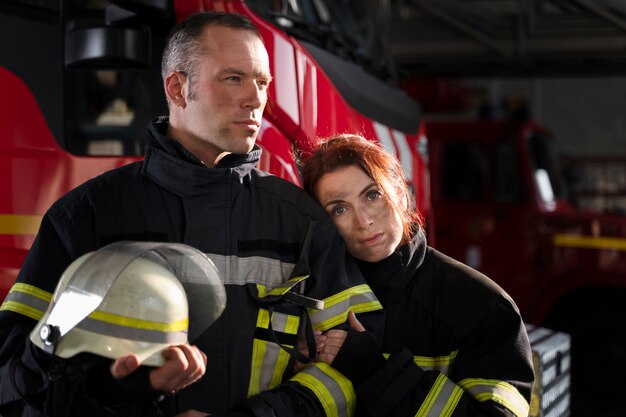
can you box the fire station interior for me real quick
[3,1,626,417]
[389,4,626,417]
[388,0,626,215]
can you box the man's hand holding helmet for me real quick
[111,344,207,394]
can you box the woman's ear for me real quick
[164,72,187,108]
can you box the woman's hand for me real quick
[293,330,327,372]
[318,311,365,365]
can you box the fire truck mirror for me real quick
[65,26,150,69]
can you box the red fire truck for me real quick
[0,1,427,299]
[427,118,626,417]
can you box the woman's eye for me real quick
[331,206,346,216]
[366,190,381,201]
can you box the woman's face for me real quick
[315,165,404,262]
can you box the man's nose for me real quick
[242,81,265,110]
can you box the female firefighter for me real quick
[299,133,534,417]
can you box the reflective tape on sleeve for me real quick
[248,308,301,397]
[415,373,463,417]
[459,378,530,417]
[308,284,382,331]
[0,283,52,320]
[1,282,188,343]
[382,350,459,373]
[291,362,355,417]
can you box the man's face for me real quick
[182,26,272,160]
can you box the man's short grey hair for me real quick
[161,11,261,101]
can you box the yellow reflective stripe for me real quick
[0,214,42,235]
[0,283,52,320]
[291,362,355,417]
[270,347,292,389]
[10,283,52,302]
[248,337,269,396]
[249,309,301,396]
[284,313,300,334]
[309,284,382,331]
[0,300,44,320]
[248,307,270,395]
[415,373,462,417]
[415,373,448,417]
[256,284,267,297]
[268,312,299,389]
[441,384,463,417]
[87,310,188,332]
[323,284,373,307]
[317,362,356,417]
[413,350,458,368]
[266,275,308,296]
[459,378,529,417]
[381,350,459,373]
[553,234,626,251]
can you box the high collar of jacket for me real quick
[141,116,262,197]
[355,228,428,304]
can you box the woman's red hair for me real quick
[299,133,423,242]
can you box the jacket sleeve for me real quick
[228,219,385,417]
[0,211,77,415]
[0,211,161,417]
[330,295,534,417]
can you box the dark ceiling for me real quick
[387,0,626,77]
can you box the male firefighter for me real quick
[0,11,382,417]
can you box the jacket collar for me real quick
[141,117,261,198]
[355,228,427,304]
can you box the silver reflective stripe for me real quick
[416,374,463,417]
[298,365,352,417]
[460,379,529,417]
[0,285,52,320]
[44,241,225,342]
[258,311,289,391]
[309,291,378,329]
[206,254,295,287]
[259,342,282,390]
[75,317,187,343]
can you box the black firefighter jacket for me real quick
[330,231,535,417]
[0,117,384,417]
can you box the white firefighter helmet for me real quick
[30,242,226,366]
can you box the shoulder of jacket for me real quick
[48,161,145,226]
[249,170,331,219]
[414,247,517,329]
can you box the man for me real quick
[0,12,383,417]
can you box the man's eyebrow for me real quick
[218,68,272,80]
[218,68,245,76]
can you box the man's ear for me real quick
[164,72,187,108]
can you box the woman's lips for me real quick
[360,232,383,246]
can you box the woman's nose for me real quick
[354,207,374,228]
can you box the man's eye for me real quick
[225,76,241,82]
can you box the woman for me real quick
[300,134,534,417]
